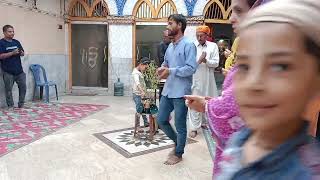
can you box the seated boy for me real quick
[132,57,150,128]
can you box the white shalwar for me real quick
[188,40,220,131]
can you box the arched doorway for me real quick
[203,0,233,47]
[132,0,177,65]
[67,0,109,88]
[68,0,109,19]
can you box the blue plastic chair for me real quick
[29,64,58,103]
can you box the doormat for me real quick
[94,127,197,158]
[0,102,108,157]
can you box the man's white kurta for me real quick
[188,40,220,131]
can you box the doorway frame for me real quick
[132,0,177,67]
[68,21,109,90]
[133,22,168,67]
[66,0,110,90]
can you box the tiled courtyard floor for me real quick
[0,95,212,180]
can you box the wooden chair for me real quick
[133,97,158,140]
[134,113,158,140]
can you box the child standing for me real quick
[132,57,150,127]
[217,0,320,179]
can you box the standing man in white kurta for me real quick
[188,25,219,138]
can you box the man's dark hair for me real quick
[3,25,13,32]
[168,14,187,33]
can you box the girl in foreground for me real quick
[216,0,320,179]
[185,0,268,176]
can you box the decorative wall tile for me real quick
[172,0,188,15]
[107,15,134,24]
[114,0,127,15]
[184,0,197,16]
[193,0,208,16]
[123,0,188,16]
[104,0,118,15]
[186,16,204,25]
[122,0,137,16]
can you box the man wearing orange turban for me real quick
[196,25,211,35]
[188,25,220,138]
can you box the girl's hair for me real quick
[247,0,258,8]
[305,36,320,68]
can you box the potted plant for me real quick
[143,60,159,102]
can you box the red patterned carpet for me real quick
[0,102,108,157]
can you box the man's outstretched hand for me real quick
[184,95,207,113]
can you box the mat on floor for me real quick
[0,102,108,157]
[94,127,197,158]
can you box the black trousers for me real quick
[3,71,26,107]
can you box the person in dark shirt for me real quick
[157,30,171,67]
[217,39,227,71]
[157,30,171,101]
[0,25,26,109]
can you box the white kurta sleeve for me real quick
[206,43,219,68]
[133,73,140,86]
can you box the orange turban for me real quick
[196,25,210,34]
